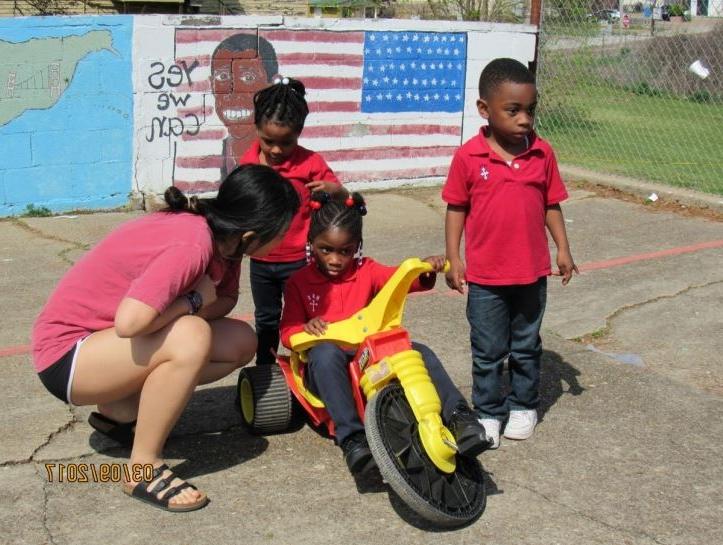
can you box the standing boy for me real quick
[443,58,577,448]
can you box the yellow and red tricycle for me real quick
[237,258,487,527]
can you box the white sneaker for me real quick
[503,410,538,440]
[478,418,500,449]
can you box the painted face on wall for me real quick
[211,47,270,139]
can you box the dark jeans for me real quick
[306,341,465,445]
[250,258,306,365]
[466,278,547,420]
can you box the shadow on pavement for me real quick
[88,385,269,480]
[539,349,585,421]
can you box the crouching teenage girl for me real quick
[279,192,491,475]
[31,164,299,512]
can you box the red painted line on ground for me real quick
[0,344,31,357]
[578,239,723,272]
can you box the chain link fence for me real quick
[536,2,722,196]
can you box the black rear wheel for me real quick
[365,383,486,527]
[237,365,299,435]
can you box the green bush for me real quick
[668,4,684,16]
[23,204,53,217]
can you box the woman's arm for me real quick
[114,297,190,338]
[115,275,218,337]
[197,295,237,321]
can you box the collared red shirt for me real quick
[442,128,568,286]
[279,258,433,348]
[239,141,340,262]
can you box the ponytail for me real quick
[163,164,300,254]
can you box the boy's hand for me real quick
[445,257,467,294]
[303,317,328,336]
[307,181,341,194]
[194,275,218,309]
[553,249,579,285]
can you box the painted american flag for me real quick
[172,28,468,190]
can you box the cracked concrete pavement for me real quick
[1,185,721,545]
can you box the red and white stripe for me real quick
[172,29,463,189]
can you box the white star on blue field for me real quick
[361,31,467,113]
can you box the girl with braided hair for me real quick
[238,76,345,366]
[31,164,299,512]
[279,192,491,475]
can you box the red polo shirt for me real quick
[280,258,433,348]
[239,141,340,262]
[442,128,568,286]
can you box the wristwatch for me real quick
[185,290,203,315]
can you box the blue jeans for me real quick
[466,278,547,420]
[306,341,465,444]
[250,258,306,365]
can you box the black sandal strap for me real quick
[151,464,169,480]
[130,464,174,506]
[160,481,197,502]
[125,464,207,512]
[149,477,173,496]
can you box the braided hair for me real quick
[308,191,367,245]
[164,164,300,259]
[253,77,310,134]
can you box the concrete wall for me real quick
[0,15,133,215]
[0,14,537,216]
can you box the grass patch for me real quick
[537,69,723,195]
[537,25,723,195]
[22,204,53,217]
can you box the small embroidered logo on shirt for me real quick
[307,293,320,312]
[480,166,489,180]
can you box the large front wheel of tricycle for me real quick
[365,383,486,527]
[237,365,298,435]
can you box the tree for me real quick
[24,0,80,15]
[427,0,523,22]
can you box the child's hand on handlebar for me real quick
[422,255,447,273]
[420,255,446,286]
[304,317,329,336]
[307,181,340,194]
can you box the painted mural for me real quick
[0,15,536,215]
[168,28,470,193]
[0,16,132,216]
[134,18,536,196]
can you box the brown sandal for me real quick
[123,464,209,512]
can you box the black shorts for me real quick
[38,343,79,404]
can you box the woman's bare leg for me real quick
[198,318,257,385]
[87,318,257,419]
[71,315,213,507]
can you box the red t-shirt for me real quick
[279,258,433,348]
[442,128,568,286]
[31,212,240,372]
[238,141,340,262]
